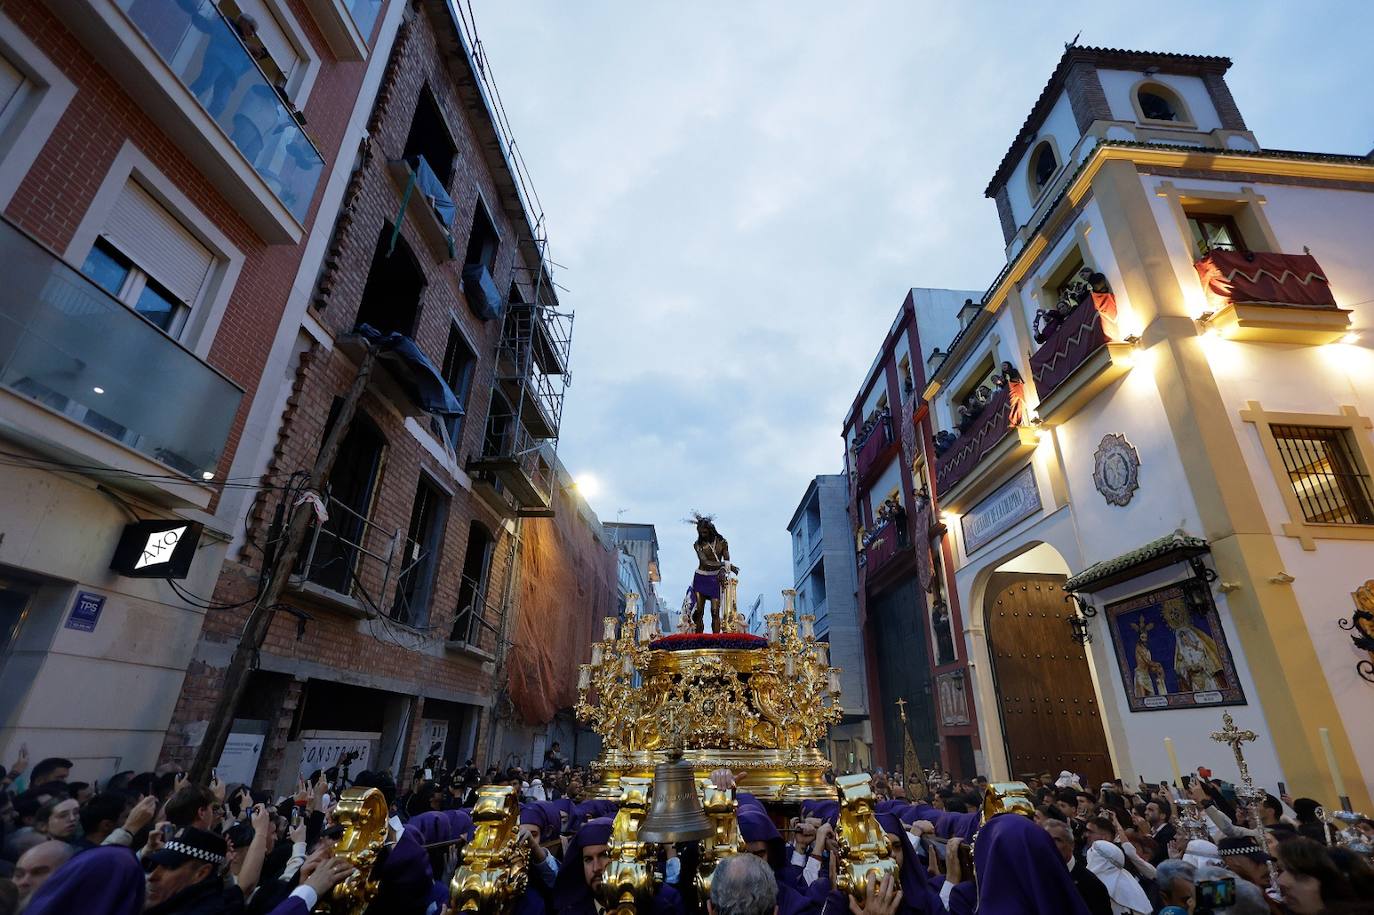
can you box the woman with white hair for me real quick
[1085,840,1152,915]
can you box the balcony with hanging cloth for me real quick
[933,384,1037,512]
[338,324,464,420]
[1193,249,1352,344]
[1029,288,1134,424]
[386,155,458,260]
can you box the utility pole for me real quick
[189,345,378,783]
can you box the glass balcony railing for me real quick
[116,0,324,222]
[0,218,244,479]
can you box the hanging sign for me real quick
[110,520,204,579]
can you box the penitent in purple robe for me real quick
[972,813,1089,915]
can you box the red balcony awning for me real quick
[1194,251,1338,311]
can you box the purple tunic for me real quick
[23,846,145,915]
[691,570,721,599]
[972,813,1090,915]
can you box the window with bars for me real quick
[1271,424,1374,525]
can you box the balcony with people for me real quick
[861,494,911,578]
[1027,260,1133,423]
[1189,214,1351,344]
[0,216,243,508]
[75,0,328,240]
[932,360,1036,510]
[852,406,896,482]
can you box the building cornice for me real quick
[923,142,1374,401]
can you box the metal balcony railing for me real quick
[449,571,501,654]
[295,494,422,619]
[0,217,243,479]
[114,0,324,221]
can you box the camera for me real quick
[1195,876,1236,914]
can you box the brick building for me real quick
[0,0,403,776]
[159,0,606,793]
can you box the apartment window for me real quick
[220,0,302,96]
[440,323,477,451]
[1272,425,1374,525]
[0,53,24,131]
[899,355,914,394]
[463,197,499,271]
[404,86,456,186]
[392,476,447,627]
[79,183,214,336]
[452,521,494,642]
[348,0,383,39]
[1187,213,1247,257]
[306,408,386,594]
[355,227,425,336]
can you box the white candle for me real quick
[1164,737,1182,786]
[621,654,634,676]
[784,655,796,679]
[578,665,591,690]
[816,644,829,667]
[1319,728,1349,802]
[591,645,602,667]
[603,617,618,640]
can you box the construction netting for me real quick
[507,489,618,725]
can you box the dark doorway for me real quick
[985,572,1112,784]
[869,578,939,771]
[354,228,425,337]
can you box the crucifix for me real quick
[1211,712,1280,900]
[895,697,909,725]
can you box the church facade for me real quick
[916,46,1372,808]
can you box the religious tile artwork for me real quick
[1106,582,1245,712]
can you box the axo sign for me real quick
[109,520,205,579]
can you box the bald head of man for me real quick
[14,839,74,902]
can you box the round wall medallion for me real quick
[1093,433,1140,506]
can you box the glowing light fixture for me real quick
[92,386,105,394]
[574,474,600,499]
[201,471,215,481]
[1341,332,1361,345]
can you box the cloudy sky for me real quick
[472,2,1374,614]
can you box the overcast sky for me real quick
[471,2,1374,618]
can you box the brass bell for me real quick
[638,753,713,844]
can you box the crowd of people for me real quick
[2,737,1372,915]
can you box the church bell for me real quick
[638,754,714,843]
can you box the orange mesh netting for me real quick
[507,489,618,724]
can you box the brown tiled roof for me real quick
[983,46,1233,198]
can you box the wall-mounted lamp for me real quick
[1065,591,1096,644]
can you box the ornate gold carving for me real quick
[598,777,656,915]
[833,773,897,903]
[320,787,389,914]
[696,781,743,898]
[450,786,530,912]
[980,782,1035,822]
[577,601,842,801]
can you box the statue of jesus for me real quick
[688,514,736,633]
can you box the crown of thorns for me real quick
[685,512,715,525]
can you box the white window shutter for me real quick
[101,182,214,305]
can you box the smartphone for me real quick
[162,823,175,841]
[212,768,218,782]
[1196,877,1236,908]
[424,768,433,781]
[1277,781,1287,797]
[1181,775,1192,789]
[292,805,303,828]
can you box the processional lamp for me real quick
[638,749,714,844]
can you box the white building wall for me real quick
[1145,176,1374,799]
[1006,91,1081,229]
[1096,69,1223,132]
[0,462,224,780]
